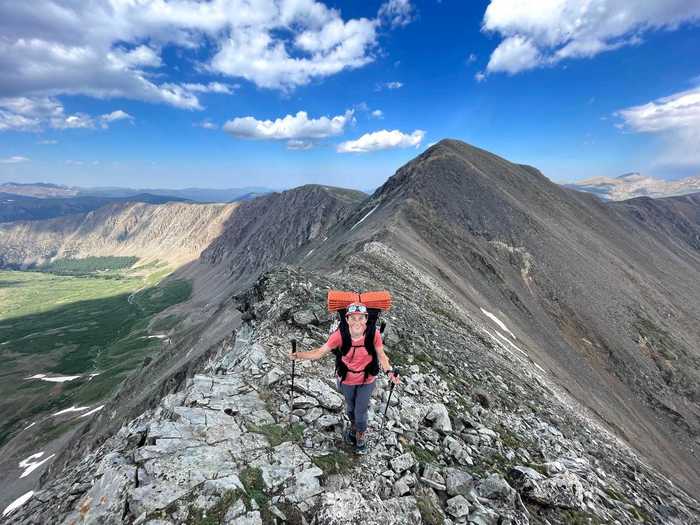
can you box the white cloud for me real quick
[486,35,540,75]
[100,110,133,124]
[616,86,700,171]
[385,81,403,89]
[616,87,700,133]
[195,120,218,130]
[0,111,41,132]
[287,139,314,150]
[482,0,700,74]
[337,129,425,153]
[475,71,486,82]
[224,110,353,140]
[0,0,385,105]
[0,156,30,164]
[38,139,58,144]
[371,109,384,118]
[0,97,133,131]
[178,82,238,94]
[379,0,415,28]
[53,114,94,129]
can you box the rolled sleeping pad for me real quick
[327,289,392,311]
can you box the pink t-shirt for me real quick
[326,329,382,385]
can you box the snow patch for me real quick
[2,491,34,517]
[350,205,379,231]
[480,308,516,339]
[303,249,315,259]
[23,422,36,431]
[19,452,55,478]
[79,405,105,418]
[147,334,169,339]
[494,330,527,357]
[24,374,81,383]
[53,405,90,416]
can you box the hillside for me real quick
[2,142,700,523]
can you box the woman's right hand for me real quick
[288,352,301,360]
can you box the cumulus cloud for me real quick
[224,110,354,141]
[376,81,403,91]
[379,0,415,28]
[195,120,218,130]
[371,109,384,118]
[337,129,425,153]
[0,155,29,164]
[0,96,133,131]
[616,86,700,170]
[616,87,700,133]
[482,0,700,75]
[0,0,385,106]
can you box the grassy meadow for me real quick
[0,259,191,449]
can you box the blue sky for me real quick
[1,0,699,191]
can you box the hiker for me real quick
[288,302,400,453]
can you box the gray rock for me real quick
[382,496,422,524]
[478,474,516,505]
[468,505,500,525]
[293,309,317,326]
[293,395,320,409]
[61,453,134,524]
[425,403,452,433]
[316,414,342,429]
[445,468,474,497]
[262,366,286,386]
[294,377,344,410]
[393,478,411,496]
[303,407,323,423]
[312,489,372,524]
[390,453,415,474]
[508,465,544,483]
[519,471,585,510]
[446,495,471,518]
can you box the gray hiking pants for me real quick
[336,379,376,433]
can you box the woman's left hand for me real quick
[388,371,400,384]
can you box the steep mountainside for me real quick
[0,201,237,268]
[299,140,700,496]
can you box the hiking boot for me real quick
[355,432,367,454]
[343,428,357,446]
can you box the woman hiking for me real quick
[288,301,400,454]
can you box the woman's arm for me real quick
[376,344,391,372]
[376,345,400,384]
[289,342,333,361]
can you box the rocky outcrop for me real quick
[7,264,699,524]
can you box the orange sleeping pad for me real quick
[327,290,392,311]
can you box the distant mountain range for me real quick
[0,183,274,222]
[564,172,700,200]
[0,182,273,203]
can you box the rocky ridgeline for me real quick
[6,244,700,524]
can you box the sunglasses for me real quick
[346,304,367,314]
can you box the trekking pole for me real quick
[289,339,296,424]
[379,368,401,437]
